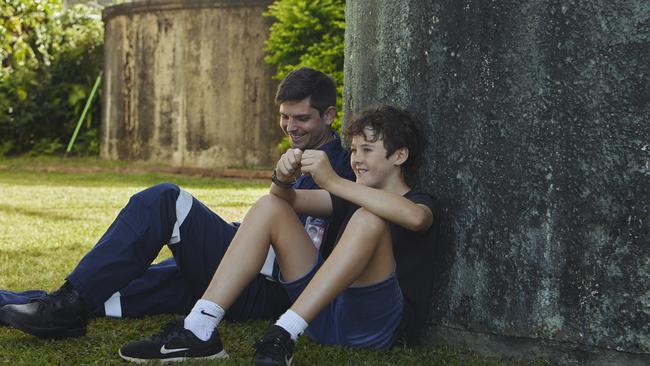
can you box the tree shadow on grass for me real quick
[0,204,78,221]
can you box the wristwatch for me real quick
[272,169,295,188]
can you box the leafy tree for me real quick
[263,0,345,149]
[0,0,103,156]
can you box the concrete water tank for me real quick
[100,0,282,169]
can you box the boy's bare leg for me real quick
[201,194,317,309]
[287,208,394,322]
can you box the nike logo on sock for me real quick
[200,310,218,318]
[160,345,190,354]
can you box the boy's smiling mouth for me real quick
[354,166,368,175]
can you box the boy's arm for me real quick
[300,150,433,232]
[270,149,333,217]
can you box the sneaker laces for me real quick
[149,321,188,343]
[255,335,288,359]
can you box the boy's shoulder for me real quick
[330,189,435,221]
[403,190,436,207]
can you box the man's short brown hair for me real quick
[275,67,336,116]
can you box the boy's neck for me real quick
[377,171,411,196]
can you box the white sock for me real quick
[183,299,225,341]
[274,309,308,341]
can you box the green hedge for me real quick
[0,0,103,156]
[264,0,345,149]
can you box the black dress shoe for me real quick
[0,307,7,326]
[1,283,89,338]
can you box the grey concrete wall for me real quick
[101,0,282,169]
[345,0,650,363]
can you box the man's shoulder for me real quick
[320,136,348,158]
[320,133,354,181]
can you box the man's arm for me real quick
[270,149,333,217]
[300,150,433,232]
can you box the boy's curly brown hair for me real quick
[345,105,424,184]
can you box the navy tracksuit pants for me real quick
[0,183,289,320]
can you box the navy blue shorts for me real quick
[280,255,403,349]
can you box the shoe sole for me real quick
[118,349,229,363]
[1,311,85,339]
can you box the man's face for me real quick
[279,97,333,150]
[350,127,401,189]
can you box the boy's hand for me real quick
[275,148,303,182]
[300,150,338,189]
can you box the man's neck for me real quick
[313,131,335,150]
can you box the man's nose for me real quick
[286,118,296,131]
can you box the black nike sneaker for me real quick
[0,283,89,338]
[253,325,295,366]
[119,319,228,363]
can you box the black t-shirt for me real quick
[323,191,437,344]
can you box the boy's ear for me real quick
[393,147,409,166]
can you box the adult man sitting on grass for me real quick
[118,105,437,365]
[0,67,354,336]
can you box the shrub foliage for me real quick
[264,0,345,145]
[0,0,103,156]
[1,0,344,156]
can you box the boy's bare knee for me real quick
[349,208,388,234]
[253,194,292,213]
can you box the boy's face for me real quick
[350,127,401,189]
[279,97,333,150]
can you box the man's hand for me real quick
[275,148,303,183]
[300,150,338,189]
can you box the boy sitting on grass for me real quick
[119,105,437,365]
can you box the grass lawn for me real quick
[0,157,511,365]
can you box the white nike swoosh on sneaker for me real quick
[160,345,190,354]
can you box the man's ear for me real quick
[393,147,409,166]
[323,106,336,126]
